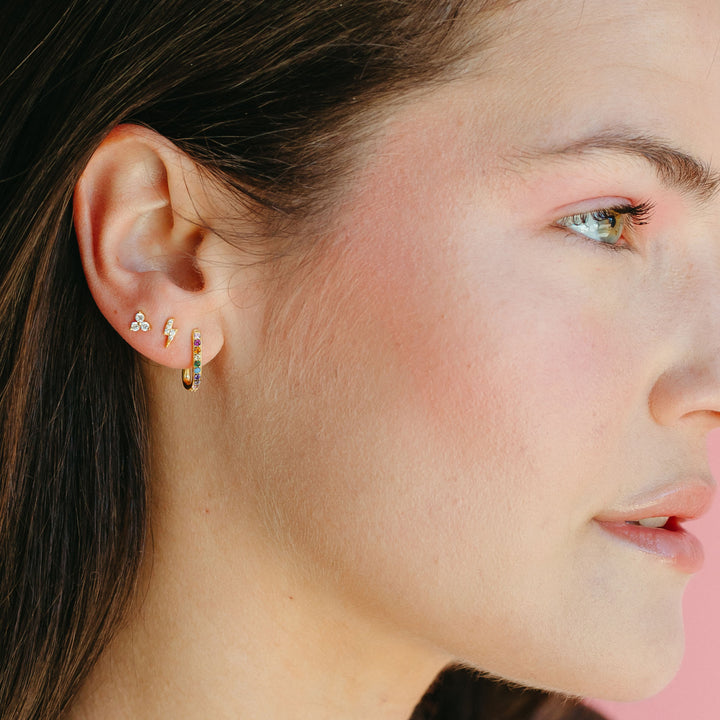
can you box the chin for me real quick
[595,645,684,703]
[504,651,683,705]
[598,601,687,701]
[469,617,686,704]
[550,629,685,703]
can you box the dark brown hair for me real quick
[410,666,606,719]
[0,2,606,718]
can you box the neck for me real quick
[67,466,448,720]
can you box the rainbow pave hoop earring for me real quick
[182,329,202,392]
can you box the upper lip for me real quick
[595,478,716,523]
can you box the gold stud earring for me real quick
[182,329,202,392]
[130,311,150,332]
[163,318,177,348]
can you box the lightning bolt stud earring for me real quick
[163,318,177,348]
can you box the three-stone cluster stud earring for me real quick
[163,318,177,348]
[182,329,202,392]
[130,311,150,332]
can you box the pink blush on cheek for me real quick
[324,119,499,420]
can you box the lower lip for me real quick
[596,519,704,574]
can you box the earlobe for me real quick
[73,124,225,371]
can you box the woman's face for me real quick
[230,0,720,701]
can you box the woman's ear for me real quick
[73,124,230,369]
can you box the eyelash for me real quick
[556,200,655,252]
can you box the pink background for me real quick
[590,430,720,720]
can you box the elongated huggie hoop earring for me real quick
[182,329,202,391]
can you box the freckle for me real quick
[205,508,210,514]
[289,596,294,600]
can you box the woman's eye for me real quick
[555,209,626,247]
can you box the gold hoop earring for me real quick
[182,329,202,392]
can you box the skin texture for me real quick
[70,0,720,717]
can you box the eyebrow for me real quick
[517,130,720,203]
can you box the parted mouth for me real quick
[617,516,685,533]
[594,481,714,575]
[625,516,671,529]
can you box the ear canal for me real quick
[162,230,206,292]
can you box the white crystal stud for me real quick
[130,311,150,332]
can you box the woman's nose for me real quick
[649,360,720,430]
[648,275,720,430]
[648,238,720,430]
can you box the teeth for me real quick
[636,516,670,529]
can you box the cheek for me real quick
[265,126,636,565]
[347,212,629,502]
[324,209,649,604]
[329,120,637,495]
[272,202,603,583]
